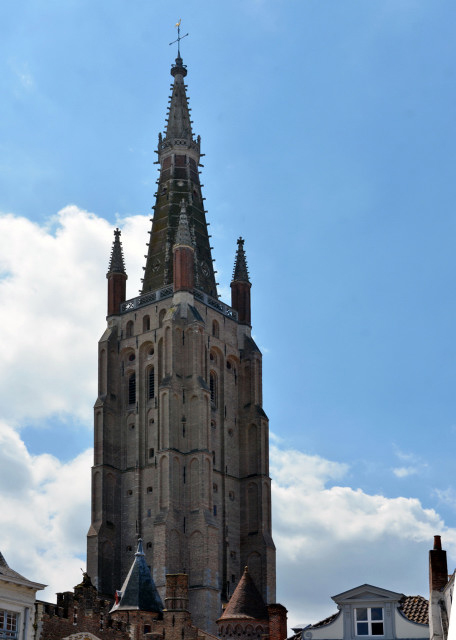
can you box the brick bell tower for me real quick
[86,49,276,634]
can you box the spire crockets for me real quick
[231,237,252,326]
[142,53,217,298]
[107,228,127,316]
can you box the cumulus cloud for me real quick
[271,444,456,628]
[0,206,148,425]
[0,421,92,601]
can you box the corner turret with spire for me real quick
[231,237,252,326]
[107,228,127,316]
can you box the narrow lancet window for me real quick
[128,373,136,405]
[148,367,155,399]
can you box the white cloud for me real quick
[271,444,456,629]
[0,207,149,425]
[391,446,427,479]
[0,421,92,601]
[393,466,419,478]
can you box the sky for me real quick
[1,0,456,631]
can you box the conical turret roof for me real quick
[232,237,250,283]
[108,228,126,275]
[110,539,163,613]
[219,567,268,621]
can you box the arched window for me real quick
[143,315,150,332]
[126,320,134,338]
[128,373,136,405]
[209,372,217,407]
[148,367,155,399]
[212,320,219,338]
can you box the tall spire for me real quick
[142,52,217,297]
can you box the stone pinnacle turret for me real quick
[107,228,127,316]
[231,237,252,326]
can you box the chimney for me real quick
[429,535,448,593]
[267,604,288,640]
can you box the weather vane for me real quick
[169,19,188,58]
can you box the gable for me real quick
[332,584,405,605]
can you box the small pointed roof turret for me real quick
[110,539,163,613]
[232,237,250,283]
[108,228,126,275]
[174,200,193,249]
[219,566,268,621]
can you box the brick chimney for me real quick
[268,604,288,640]
[429,534,448,593]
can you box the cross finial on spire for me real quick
[169,19,189,59]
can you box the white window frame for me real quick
[355,607,384,636]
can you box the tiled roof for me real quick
[311,611,340,628]
[399,595,429,625]
[219,567,268,621]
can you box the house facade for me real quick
[291,584,428,640]
[0,552,45,640]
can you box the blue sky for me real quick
[1,0,456,630]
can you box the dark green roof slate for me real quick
[110,540,163,614]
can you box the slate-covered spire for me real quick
[110,539,163,613]
[219,566,268,621]
[232,237,250,283]
[165,56,192,143]
[142,55,217,298]
[107,228,127,316]
[231,237,252,326]
[108,228,126,274]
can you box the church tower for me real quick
[87,50,276,634]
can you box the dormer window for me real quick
[355,608,384,636]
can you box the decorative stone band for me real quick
[120,285,238,321]
[160,138,200,152]
[121,285,174,312]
